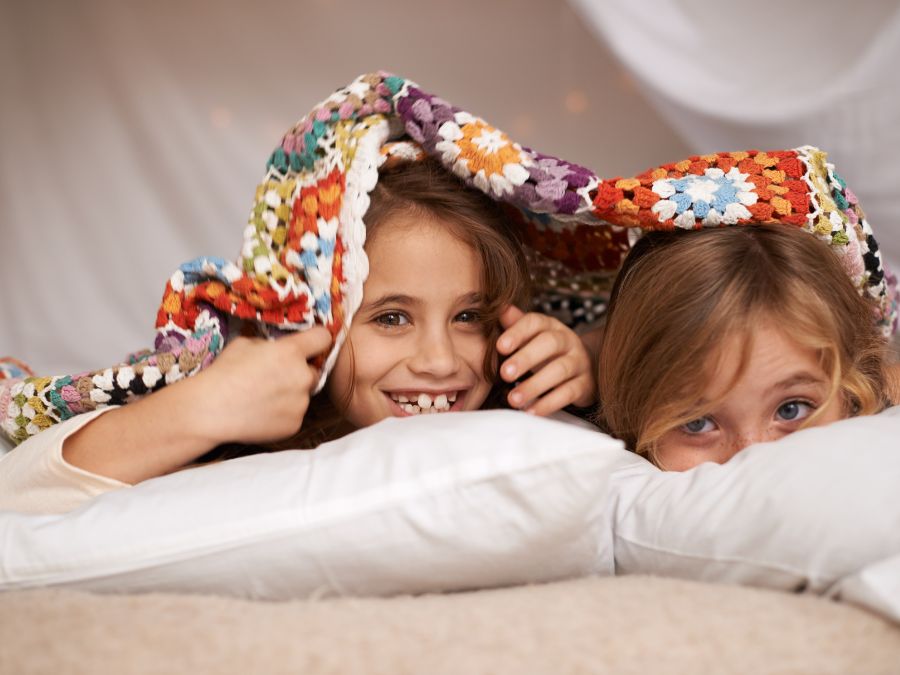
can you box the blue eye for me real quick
[777,400,814,422]
[682,417,715,434]
[375,312,409,327]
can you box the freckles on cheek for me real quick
[654,438,709,472]
[656,453,697,472]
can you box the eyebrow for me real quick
[361,291,484,313]
[690,371,829,412]
[362,294,420,312]
[768,372,828,395]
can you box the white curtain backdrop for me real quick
[0,0,691,374]
[3,0,897,374]
[570,0,900,268]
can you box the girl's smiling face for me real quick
[326,212,494,429]
[655,320,846,471]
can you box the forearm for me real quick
[62,376,222,484]
[60,330,328,483]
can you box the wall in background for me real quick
[5,0,897,373]
[0,0,690,372]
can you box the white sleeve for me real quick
[0,407,130,514]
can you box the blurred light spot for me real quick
[511,113,537,137]
[210,107,232,129]
[618,70,638,93]
[564,89,588,114]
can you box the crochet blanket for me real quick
[2,71,896,445]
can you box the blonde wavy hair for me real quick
[596,225,890,465]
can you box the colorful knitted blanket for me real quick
[2,71,896,446]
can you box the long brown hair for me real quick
[595,225,889,464]
[364,155,531,379]
[214,157,532,457]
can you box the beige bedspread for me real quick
[2,575,899,674]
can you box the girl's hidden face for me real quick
[326,212,493,429]
[655,320,846,471]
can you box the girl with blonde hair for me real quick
[596,224,898,470]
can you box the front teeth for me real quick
[390,391,456,414]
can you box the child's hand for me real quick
[496,306,597,416]
[190,327,333,445]
[62,327,334,484]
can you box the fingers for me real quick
[281,326,333,359]
[517,375,594,417]
[506,353,588,411]
[276,328,333,393]
[212,327,332,395]
[497,308,558,358]
[188,326,336,446]
[498,305,526,331]
[499,326,569,383]
[498,311,597,415]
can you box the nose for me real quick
[723,427,782,462]
[407,326,461,378]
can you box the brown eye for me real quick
[454,310,481,323]
[375,312,409,327]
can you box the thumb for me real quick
[287,325,334,357]
[499,304,525,330]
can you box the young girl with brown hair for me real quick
[275,154,596,451]
[0,153,595,509]
[596,224,897,470]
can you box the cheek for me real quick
[459,332,492,378]
[326,346,385,428]
[654,432,733,471]
[460,333,494,409]
[653,438,703,472]
[325,344,353,408]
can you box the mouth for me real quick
[386,390,463,416]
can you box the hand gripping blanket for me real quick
[2,71,897,445]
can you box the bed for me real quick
[3,576,900,675]
[2,408,899,673]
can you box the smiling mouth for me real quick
[387,391,460,415]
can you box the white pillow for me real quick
[0,410,642,598]
[612,406,900,621]
[1,407,899,624]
